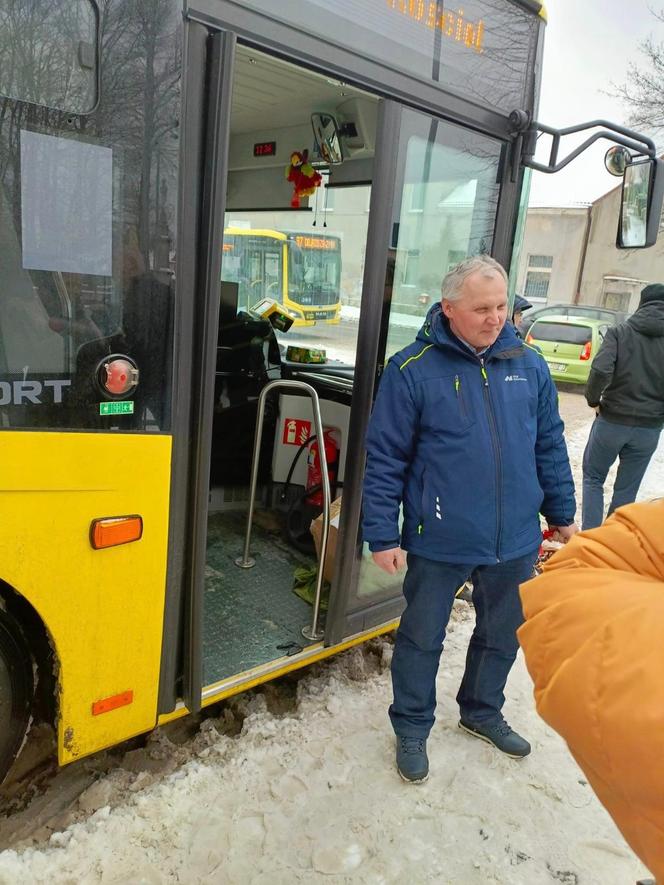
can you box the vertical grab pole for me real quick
[301,385,330,641]
[234,383,270,570]
[234,380,331,643]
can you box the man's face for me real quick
[442,271,508,350]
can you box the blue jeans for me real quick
[582,416,661,530]
[389,551,538,739]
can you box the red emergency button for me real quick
[96,354,139,398]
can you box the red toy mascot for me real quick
[285,149,322,208]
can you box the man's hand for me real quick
[547,523,579,543]
[372,547,406,574]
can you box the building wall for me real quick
[515,207,589,306]
[579,185,664,313]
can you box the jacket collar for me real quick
[416,303,524,361]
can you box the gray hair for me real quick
[441,255,508,302]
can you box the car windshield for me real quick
[530,322,592,345]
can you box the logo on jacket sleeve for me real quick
[504,374,528,382]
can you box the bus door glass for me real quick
[221,232,285,312]
[202,44,379,690]
[329,105,504,638]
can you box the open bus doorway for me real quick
[202,45,379,687]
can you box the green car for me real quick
[525,315,610,385]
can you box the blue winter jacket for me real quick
[362,305,576,565]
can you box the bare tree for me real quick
[616,8,664,135]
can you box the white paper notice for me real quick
[20,130,112,276]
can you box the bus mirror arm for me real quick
[510,113,657,175]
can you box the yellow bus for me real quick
[0,0,658,781]
[221,228,342,326]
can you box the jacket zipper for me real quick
[455,373,469,422]
[480,358,502,562]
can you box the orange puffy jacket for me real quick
[518,500,664,883]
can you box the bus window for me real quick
[383,117,502,359]
[0,0,98,113]
[0,2,180,431]
[262,249,282,298]
[226,183,371,366]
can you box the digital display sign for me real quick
[386,1,484,54]
[253,141,277,157]
[238,0,540,114]
[294,235,339,250]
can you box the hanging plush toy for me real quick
[285,149,322,208]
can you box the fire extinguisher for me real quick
[305,429,340,507]
[283,427,340,554]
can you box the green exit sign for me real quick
[99,401,135,416]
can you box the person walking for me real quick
[519,499,664,885]
[362,255,577,783]
[582,284,664,530]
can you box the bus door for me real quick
[221,230,287,314]
[325,105,507,643]
[184,31,387,704]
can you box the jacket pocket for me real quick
[421,374,476,436]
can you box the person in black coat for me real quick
[582,283,664,529]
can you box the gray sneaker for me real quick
[458,719,531,758]
[395,736,429,783]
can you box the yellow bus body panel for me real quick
[0,431,172,764]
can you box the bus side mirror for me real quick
[617,157,664,249]
[311,113,343,165]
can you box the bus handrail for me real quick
[290,370,354,392]
[235,379,331,642]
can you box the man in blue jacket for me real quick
[363,255,577,783]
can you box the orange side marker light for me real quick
[90,516,143,549]
[92,690,134,716]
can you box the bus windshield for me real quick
[287,234,341,308]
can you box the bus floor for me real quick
[203,509,321,685]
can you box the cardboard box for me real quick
[310,496,342,583]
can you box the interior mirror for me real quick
[604,145,630,177]
[311,113,343,165]
[617,157,664,249]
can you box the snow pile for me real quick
[0,609,648,883]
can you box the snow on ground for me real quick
[0,394,659,884]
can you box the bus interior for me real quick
[204,46,381,686]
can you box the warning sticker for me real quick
[282,418,311,446]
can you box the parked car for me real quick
[518,303,627,338]
[525,316,609,384]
